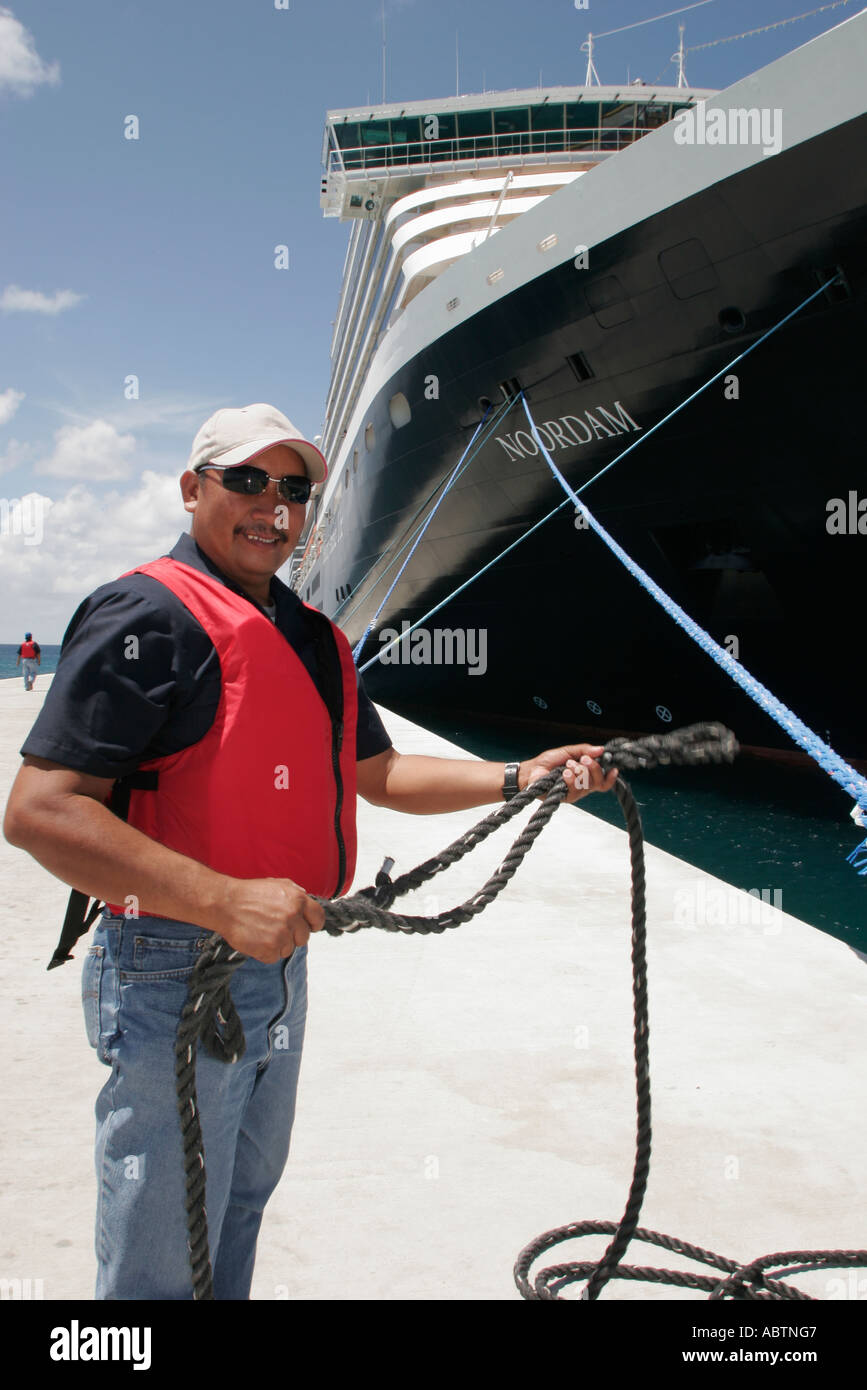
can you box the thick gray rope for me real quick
[512,745,867,1300]
[174,720,866,1301]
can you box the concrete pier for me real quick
[1,676,864,1300]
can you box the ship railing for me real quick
[326,124,654,175]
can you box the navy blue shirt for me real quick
[22,532,392,778]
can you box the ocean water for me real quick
[411,712,867,957]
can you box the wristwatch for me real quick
[502,761,521,801]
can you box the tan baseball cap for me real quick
[188,403,327,483]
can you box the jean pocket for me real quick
[82,944,105,1051]
[125,934,208,981]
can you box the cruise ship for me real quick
[293,10,867,769]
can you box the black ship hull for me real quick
[308,111,867,767]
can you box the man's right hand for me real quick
[214,878,326,963]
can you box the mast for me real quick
[673,23,688,89]
[582,32,601,87]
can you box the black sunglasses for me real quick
[197,463,312,504]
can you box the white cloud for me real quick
[0,437,31,475]
[0,9,60,96]
[36,419,136,480]
[0,284,85,315]
[0,386,25,425]
[0,472,188,638]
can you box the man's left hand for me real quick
[519,744,618,805]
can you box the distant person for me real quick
[16,633,41,691]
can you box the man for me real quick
[3,402,617,1300]
[15,631,41,690]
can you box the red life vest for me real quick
[20,640,38,658]
[104,556,357,917]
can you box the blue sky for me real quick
[0,0,857,639]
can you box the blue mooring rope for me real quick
[358,275,844,675]
[351,402,498,663]
[520,393,867,874]
[350,270,866,870]
[340,395,514,631]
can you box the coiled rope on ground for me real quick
[174,721,867,1301]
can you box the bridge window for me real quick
[457,109,494,156]
[494,108,529,154]
[361,120,389,148]
[494,108,529,134]
[390,117,421,147]
[531,103,563,130]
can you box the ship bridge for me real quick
[321,86,704,217]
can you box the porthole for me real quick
[353,449,359,473]
[499,377,522,402]
[388,392,412,429]
[567,350,594,383]
[718,306,746,334]
[365,422,375,451]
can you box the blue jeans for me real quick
[82,910,308,1300]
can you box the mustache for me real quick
[234,524,289,541]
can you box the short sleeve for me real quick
[20,583,217,778]
[355,674,392,761]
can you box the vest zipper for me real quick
[331,717,346,896]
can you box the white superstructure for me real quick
[298,85,708,585]
[318,85,706,466]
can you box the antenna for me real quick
[381,0,386,103]
[455,31,459,97]
[579,0,718,86]
[673,22,688,86]
[582,32,601,86]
